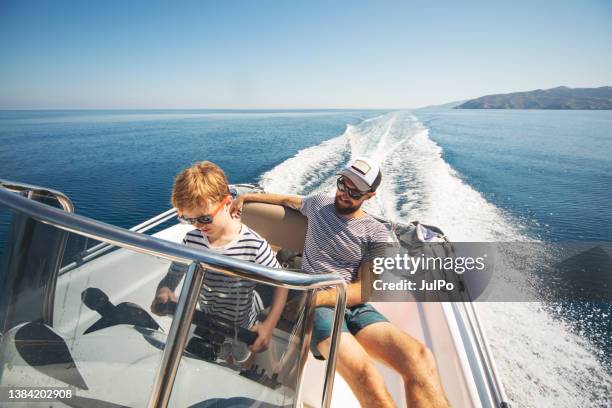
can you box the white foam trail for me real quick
[478,302,611,407]
[259,110,611,407]
[259,126,351,195]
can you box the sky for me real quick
[0,0,611,109]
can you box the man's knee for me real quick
[399,342,438,383]
[413,342,435,365]
[321,337,386,389]
[342,356,391,400]
[346,355,380,382]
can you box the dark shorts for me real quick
[310,303,389,359]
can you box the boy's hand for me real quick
[230,196,244,218]
[248,322,274,353]
[150,287,177,316]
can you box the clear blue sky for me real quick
[1,0,611,109]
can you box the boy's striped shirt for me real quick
[159,224,280,327]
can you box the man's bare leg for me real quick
[317,333,396,408]
[355,322,450,408]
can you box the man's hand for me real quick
[150,287,177,316]
[230,196,244,218]
[248,322,274,353]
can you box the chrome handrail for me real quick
[148,262,205,408]
[58,208,178,274]
[0,184,347,408]
[129,207,178,233]
[61,185,259,274]
[462,302,510,408]
[0,179,75,213]
[0,187,345,289]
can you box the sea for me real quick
[1,108,611,406]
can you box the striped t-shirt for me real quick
[300,194,390,283]
[158,224,280,328]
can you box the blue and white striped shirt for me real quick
[300,194,390,283]
[159,224,280,327]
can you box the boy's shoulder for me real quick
[240,224,266,245]
[182,225,265,246]
[185,228,202,238]
[183,228,205,241]
[181,228,209,247]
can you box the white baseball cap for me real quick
[337,157,382,192]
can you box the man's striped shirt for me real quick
[300,194,390,283]
[158,224,280,328]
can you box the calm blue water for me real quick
[5,109,609,243]
[1,108,611,405]
[0,110,385,242]
[415,108,612,242]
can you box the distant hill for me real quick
[455,86,612,110]
[419,99,467,109]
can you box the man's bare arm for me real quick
[314,261,373,308]
[314,282,363,308]
[231,193,303,216]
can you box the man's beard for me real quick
[334,196,361,214]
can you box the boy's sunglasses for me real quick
[177,196,229,225]
[337,177,368,200]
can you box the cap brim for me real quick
[337,169,371,192]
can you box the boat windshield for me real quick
[0,184,346,408]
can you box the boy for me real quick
[151,161,287,353]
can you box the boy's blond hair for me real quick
[171,161,229,210]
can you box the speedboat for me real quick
[0,180,509,407]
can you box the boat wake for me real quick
[259,111,611,407]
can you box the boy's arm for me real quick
[248,238,289,352]
[231,193,303,216]
[263,287,288,328]
[151,261,187,315]
[314,261,373,308]
[249,286,288,353]
[157,261,188,292]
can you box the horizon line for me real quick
[0,107,416,111]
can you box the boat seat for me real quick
[241,202,307,254]
[241,201,308,329]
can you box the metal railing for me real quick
[0,183,347,408]
[460,302,510,408]
[59,207,178,274]
[150,262,206,408]
[0,179,75,213]
[60,184,260,274]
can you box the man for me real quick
[231,157,450,408]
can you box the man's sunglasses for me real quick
[337,177,369,200]
[177,196,229,225]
